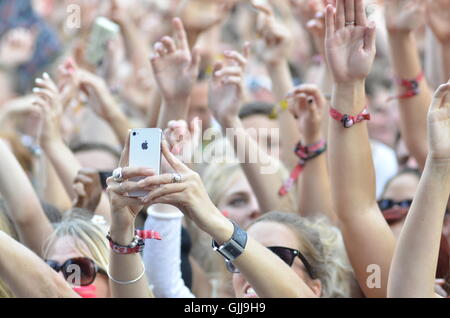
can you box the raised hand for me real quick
[150,18,201,103]
[385,0,425,33]
[324,0,376,83]
[32,73,64,145]
[287,84,326,144]
[72,169,103,213]
[208,44,250,124]
[163,118,201,164]
[427,81,450,160]
[425,0,450,43]
[253,3,292,65]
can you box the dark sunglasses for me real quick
[46,257,106,287]
[378,199,413,211]
[225,246,316,279]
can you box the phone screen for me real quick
[128,128,162,197]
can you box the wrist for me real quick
[109,223,136,246]
[303,133,323,146]
[332,81,366,114]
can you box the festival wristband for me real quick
[107,230,162,254]
[329,106,370,128]
[279,140,327,196]
[387,72,424,101]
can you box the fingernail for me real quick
[43,72,49,79]
[32,88,41,93]
[35,78,43,84]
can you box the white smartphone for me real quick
[85,17,120,67]
[129,128,162,197]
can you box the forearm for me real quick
[0,143,53,256]
[267,61,301,170]
[0,231,78,298]
[329,81,377,214]
[328,81,395,297]
[105,108,132,146]
[388,32,432,169]
[109,220,151,298]
[41,157,72,212]
[223,117,284,213]
[146,90,162,128]
[42,140,83,200]
[388,159,450,298]
[204,212,316,298]
[116,17,151,74]
[298,149,335,223]
[157,98,190,130]
[143,206,194,298]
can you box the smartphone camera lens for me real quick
[133,132,137,136]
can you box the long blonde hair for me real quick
[251,212,358,298]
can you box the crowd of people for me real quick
[0,0,449,298]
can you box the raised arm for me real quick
[388,82,450,298]
[385,0,433,169]
[105,134,154,298]
[137,141,317,298]
[253,3,301,170]
[208,47,285,213]
[0,140,53,256]
[0,231,78,298]
[33,73,111,222]
[150,18,201,129]
[77,69,132,146]
[287,85,335,223]
[325,0,395,297]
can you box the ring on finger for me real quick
[345,21,356,26]
[112,167,123,182]
[171,173,182,184]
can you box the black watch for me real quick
[212,220,248,262]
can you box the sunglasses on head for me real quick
[225,246,316,279]
[46,257,106,287]
[378,199,413,211]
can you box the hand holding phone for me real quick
[128,128,162,197]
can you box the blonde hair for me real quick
[251,212,357,298]
[42,209,109,274]
[0,201,18,298]
[187,138,297,296]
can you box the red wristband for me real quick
[279,140,327,196]
[107,230,162,254]
[387,72,424,101]
[329,106,370,128]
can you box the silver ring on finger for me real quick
[171,173,182,184]
[112,167,123,182]
[345,21,356,26]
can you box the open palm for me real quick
[324,0,376,83]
